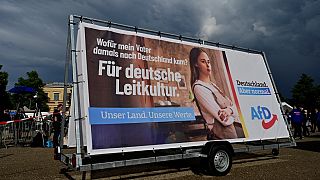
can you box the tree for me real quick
[0,65,12,117]
[278,92,289,103]
[291,74,317,110]
[12,71,49,111]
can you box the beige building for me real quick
[43,82,72,112]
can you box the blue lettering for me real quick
[257,106,263,118]
[251,106,272,120]
[261,107,271,119]
[251,107,261,120]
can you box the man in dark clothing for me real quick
[311,109,317,133]
[302,109,310,137]
[316,108,320,132]
[1,109,11,121]
[290,106,303,139]
[52,104,63,160]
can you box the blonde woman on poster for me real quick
[189,47,238,139]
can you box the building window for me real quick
[54,93,59,101]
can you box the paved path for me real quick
[0,133,320,179]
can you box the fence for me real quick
[0,116,53,148]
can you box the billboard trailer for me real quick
[59,15,295,176]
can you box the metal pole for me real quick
[60,16,72,151]
[14,122,17,146]
[261,52,295,145]
[69,15,83,168]
[72,15,262,55]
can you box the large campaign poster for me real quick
[224,51,290,140]
[76,22,289,155]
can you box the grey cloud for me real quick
[0,0,319,97]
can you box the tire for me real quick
[207,145,232,176]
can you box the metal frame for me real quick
[62,15,84,168]
[261,52,295,144]
[60,138,295,171]
[61,14,295,171]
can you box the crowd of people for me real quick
[287,106,320,139]
[0,104,63,159]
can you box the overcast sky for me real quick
[0,0,319,98]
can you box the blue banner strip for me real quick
[89,107,195,124]
[237,87,271,95]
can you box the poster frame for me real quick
[63,15,295,164]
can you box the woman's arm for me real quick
[194,85,232,126]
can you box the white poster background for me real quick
[225,50,289,139]
[67,24,87,147]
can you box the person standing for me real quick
[1,109,11,122]
[189,47,240,139]
[290,106,303,139]
[52,104,63,160]
[310,109,317,133]
[316,108,320,132]
[302,109,310,137]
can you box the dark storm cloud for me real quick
[0,0,319,97]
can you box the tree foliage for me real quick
[0,65,12,116]
[0,65,8,95]
[0,64,12,117]
[291,74,319,110]
[12,71,49,111]
[278,92,289,103]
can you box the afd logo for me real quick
[251,106,278,129]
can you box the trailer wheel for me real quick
[207,145,232,176]
[272,148,279,156]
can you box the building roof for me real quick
[44,82,72,88]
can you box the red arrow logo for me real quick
[262,114,278,129]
